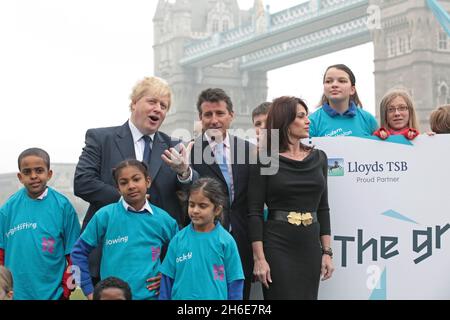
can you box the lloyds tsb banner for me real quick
[311,134,450,300]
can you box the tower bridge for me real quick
[153,0,450,135]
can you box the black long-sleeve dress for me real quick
[248,149,331,300]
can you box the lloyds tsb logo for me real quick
[328,158,344,177]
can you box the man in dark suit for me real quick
[191,88,254,300]
[74,76,198,284]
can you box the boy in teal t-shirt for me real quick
[0,148,80,300]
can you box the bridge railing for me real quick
[184,23,255,58]
[270,0,366,30]
[181,0,369,64]
[240,16,369,70]
[269,2,311,31]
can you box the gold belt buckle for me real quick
[287,211,313,226]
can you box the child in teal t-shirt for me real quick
[71,159,178,300]
[159,177,244,300]
[309,64,378,137]
[0,148,81,300]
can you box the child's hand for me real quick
[373,128,389,140]
[406,128,419,140]
[146,273,162,295]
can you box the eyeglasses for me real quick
[387,105,409,113]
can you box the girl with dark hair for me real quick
[159,177,244,300]
[309,64,378,137]
[248,96,334,300]
[71,159,178,300]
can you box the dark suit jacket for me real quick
[190,135,254,278]
[75,121,198,229]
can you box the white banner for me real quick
[311,134,450,300]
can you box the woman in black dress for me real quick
[248,96,334,300]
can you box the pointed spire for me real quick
[253,0,267,33]
[154,0,167,21]
[174,0,190,11]
[254,0,264,20]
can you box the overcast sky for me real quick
[0,0,374,174]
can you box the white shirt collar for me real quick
[36,187,49,200]
[128,120,156,144]
[121,197,153,215]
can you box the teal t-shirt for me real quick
[309,103,378,137]
[159,222,244,300]
[0,187,80,300]
[81,201,178,300]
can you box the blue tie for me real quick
[215,142,233,231]
[142,135,152,166]
[215,142,233,204]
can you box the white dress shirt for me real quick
[128,120,155,161]
[121,197,153,215]
[128,119,192,182]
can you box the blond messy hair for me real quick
[430,105,450,134]
[129,76,172,111]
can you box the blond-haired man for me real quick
[74,76,198,284]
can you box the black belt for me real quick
[268,210,317,226]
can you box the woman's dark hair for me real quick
[320,64,363,108]
[112,159,150,186]
[189,177,226,223]
[266,96,312,153]
[93,276,132,300]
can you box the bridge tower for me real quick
[372,0,450,130]
[153,0,267,138]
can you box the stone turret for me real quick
[371,0,450,130]
[154,0,267,139]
